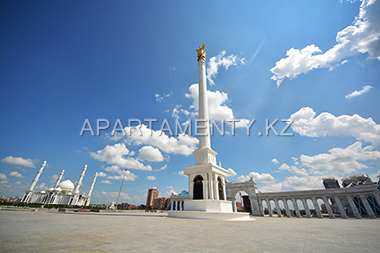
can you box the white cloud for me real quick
[278,163,308,177]
[238,171,275,185]
[166,186,173,189]
[146,176,157,181]
[8,171,24,178]
[207,50,245,85]
[178,171,185,176]
[271,158,279,164]
[270,0,380,86]
[345,85,373,99]
[119,124,198,156]
[155,92,172,103]
[227,168,237,178]
[1,156,37,168]
[90,143,152,171]
[0,173,8,181]
[101,191,130,200]
[138,146,164,162]
[101,180,112,184]
[156,164,167,171]
[300,141,380,176]
[35,183,47,190]
[290,107,380,146]
[164,189,178,197]
[97,172,107,177]
[183,83,249,128]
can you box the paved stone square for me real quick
[1,208,379,252]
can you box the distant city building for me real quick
[146,188,159,208]
[153,197,169,209]
[0,195,9,202]
[322,178,340,189]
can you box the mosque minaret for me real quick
[21,161,47,203]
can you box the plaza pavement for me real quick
[0,208,379,253]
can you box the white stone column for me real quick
[311,198,323,219]
[301,198,312,218]
[54,169,65,188]
[292,199,301,218]
[283,200,291,218]
[222,179,227,201]
[359,195,376,219]
[189,180,194,199]
[274,199,282,217]
[322,197,335,219]
[372,193,380,211]
[334,196,348,219]
[203,180,208,200]
[346,195,361,219]
[74,165,87,194]
[214,175,219,200]
[233,200,237,212]
[197,56,211,149]
[267,199,273,217]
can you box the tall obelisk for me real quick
[22,161,47,203]
[197,44,211,149]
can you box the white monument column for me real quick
[22,161,47,203]
[74,165,87,194]
[283,200,291,218]
[359,194,376,219]
[54,170,65,188]
[197,46,211,149]
[291,198,301,218]
[311,197,323,218]
[333,196,348,219]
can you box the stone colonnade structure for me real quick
[226,180,379,219]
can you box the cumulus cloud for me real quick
[181,83,249,128]
[178,171,185,176]
[164,189,178,197]
[238,171,275,184]
[271,158,279,164]
[146,176,157,181]
[138,146,164,162]
[207,50,245,85]
[290,107,380,146]
[119,124,198,156]
[8,171,24,178]
[227,168,237,178]
[101,180,112,184]
[300,141,380,175]
[270,0,380,86]
[90,143,152,171]
[278,163,308,177]
[0,173,8,181]
[97,172,107,177]
[102,165,138,181]
[1,156,37,168]
[345,85,373,99]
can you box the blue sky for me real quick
[1,0,379,205]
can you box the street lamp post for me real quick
[116,169,127,210]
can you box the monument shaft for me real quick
[198,56,211,149]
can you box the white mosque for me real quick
[21,162,98,206]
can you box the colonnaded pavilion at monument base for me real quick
[167,44,380,220]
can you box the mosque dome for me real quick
[49,187,54,191]
[58,180,75,192]
[54,187,62,192]
[41,191,46,194]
